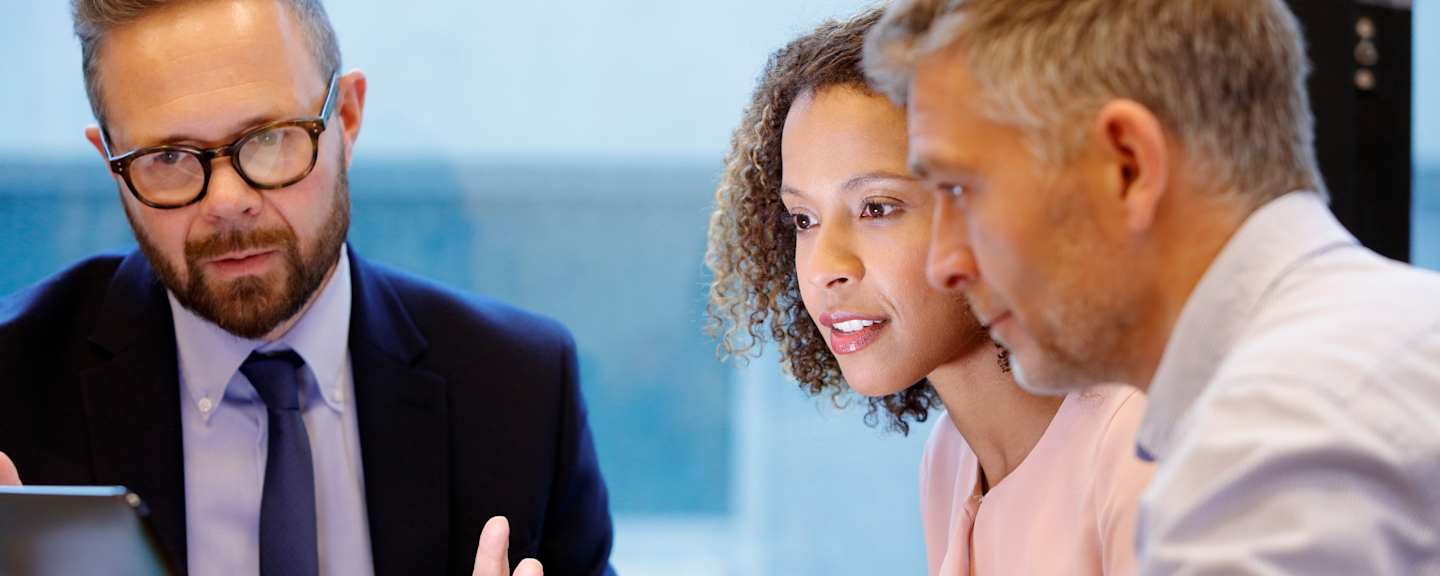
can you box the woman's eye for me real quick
[861,201,898,219]
[791,213,815,231]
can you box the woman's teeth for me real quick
[834,319,883,334]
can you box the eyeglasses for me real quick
[100,73,341,210]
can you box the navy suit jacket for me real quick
[0,248,615,576]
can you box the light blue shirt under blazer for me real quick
[168,247,375,576]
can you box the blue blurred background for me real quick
[1,2,1436,574]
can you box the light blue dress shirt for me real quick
[169,247,375,576]
[1135,192,1440,574]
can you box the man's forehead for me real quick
[905,53,1008,173]
[905,90,973,177]
[110,50,293,109]
[102,0,313,73]
[97,0,323,148]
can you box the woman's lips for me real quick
[828,320,887,355]
[818,312,889,355]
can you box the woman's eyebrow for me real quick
[841,171,917,193]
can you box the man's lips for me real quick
[981,311,1014,344]
[205,248,275,263]
[978,310,1011,330]
[203,248,279,276]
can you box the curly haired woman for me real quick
[706,8,1154,575]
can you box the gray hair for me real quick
[863,0,1326,203]
[72,0,342,128]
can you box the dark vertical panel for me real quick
[1288,0,1413,261]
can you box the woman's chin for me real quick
[842,372,919,398]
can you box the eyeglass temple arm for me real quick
[319,72,341,121]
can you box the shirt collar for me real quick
[169,246,352,422]
[1135,192,1358,462]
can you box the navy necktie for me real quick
[240,350,319,576]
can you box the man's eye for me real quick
[254,130,283,146]
[947,184,966,199]
[157,151,185,166]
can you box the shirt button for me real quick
[333,387,345,404]
[198,397,214,414]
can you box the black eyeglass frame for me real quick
[99,72,341,210]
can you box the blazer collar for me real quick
[346,247,452,575]
[81,250,189,570]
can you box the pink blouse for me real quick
[920,386,1154,576]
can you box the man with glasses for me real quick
[0,1,612,575]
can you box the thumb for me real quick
[473,516,512,576]
[514,558,544,576]
[0,452,20,486]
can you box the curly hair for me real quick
[704,7,941,435]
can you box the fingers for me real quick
[473,516,512,576]
[514,558,544,576]
[0,452,20,486]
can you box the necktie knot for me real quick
[241,350,307,412]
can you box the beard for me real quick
[1004,181,1139,396]
[1014,291,1136,396]
[126,153,350,340]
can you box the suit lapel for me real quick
[347,249,451,575]
[79,251,189,570]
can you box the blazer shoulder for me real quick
[0,253,130,389]
[0,253,127,334]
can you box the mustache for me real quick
[185,227,297,263]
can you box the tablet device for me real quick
[0,486,177,576]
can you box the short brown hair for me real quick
[864,0,1325,205]
[72,0,342,127]
[705,7,940,435]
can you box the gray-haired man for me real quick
[865,0,1440,573]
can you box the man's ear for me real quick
[85,126,107,159]
[335,70,368,169]
[1092,99,1171,235]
